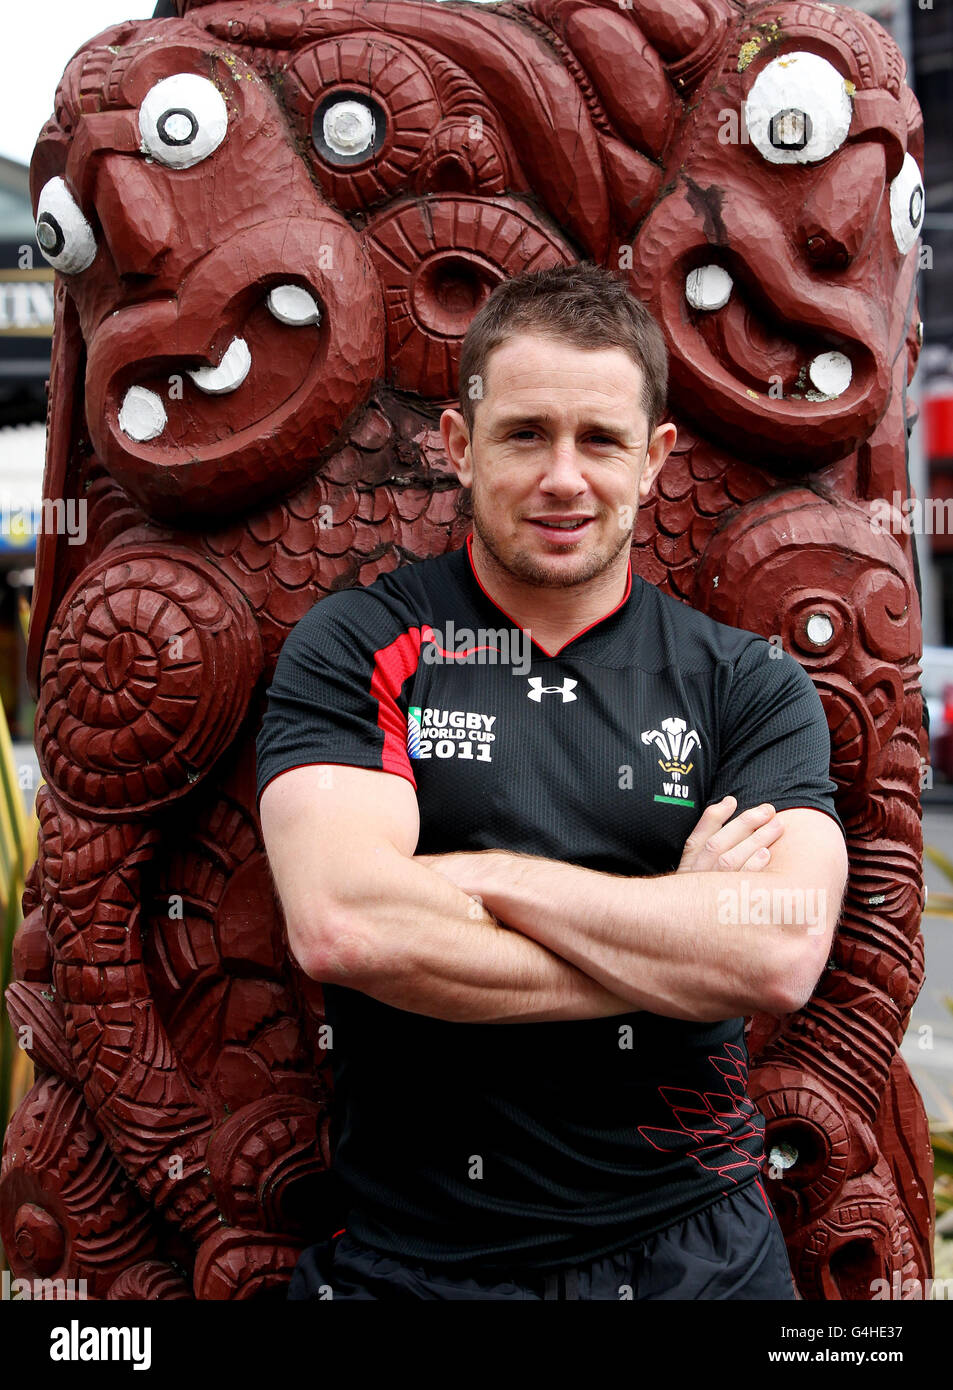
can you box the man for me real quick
[256,261,848,1300]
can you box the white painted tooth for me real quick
[267,284,321,327]
[685,265,733,312]
[119,385,166,442]
[808,350,852,398]
[188,337,252,395]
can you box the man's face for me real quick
[441,332,674,588]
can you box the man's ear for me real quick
[440,407,474,487]
[638,421,677,500]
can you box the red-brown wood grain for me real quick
[0,0,933,1299]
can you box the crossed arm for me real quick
[259,764,848,1025]
[417,817,847,1022]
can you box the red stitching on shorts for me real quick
[754,1178,774,1219]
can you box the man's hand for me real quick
[415,849,505,903]
[676,796,784,873]
[261,764,644,1023]
[416,802,846,1022]
[417,795,785,896]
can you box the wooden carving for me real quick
[1,0,933,1299]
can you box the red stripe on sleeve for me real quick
[370,627,424,785]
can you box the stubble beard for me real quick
[471,488,634,589]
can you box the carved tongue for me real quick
[188,337,252,395]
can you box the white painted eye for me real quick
[889,153,924,255]
[744,53,852,164]
[35,177,96,274]
[322,99,376,158]
[138,74,228,169]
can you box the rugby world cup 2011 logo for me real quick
[641,716,701,807]
[407,705,423,758]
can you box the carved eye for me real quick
[744,52,852,164]
[313,94,385,165]
[138,74,228,169]
[35,177,96,274]
[889,153,924,254]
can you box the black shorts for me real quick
[287,1179,800,1301]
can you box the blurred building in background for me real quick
[0,156,51,426]
[0,154,49,749]
[838,2,952,649]
[907,2,953,649]
[842,1,953,783]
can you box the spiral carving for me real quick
[363,196,576,401]
[4,0,931,1302]
[0,1075,160,1298]
[36,548,262,816]
[280,35,441,212]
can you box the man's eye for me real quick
[138,74,228,169]
[508,431,616,444]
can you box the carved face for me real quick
[30,32,384,519]
[10,0,932,1306]
[697,491,917,795]
[629,4,924,467]
[31,1,925,512]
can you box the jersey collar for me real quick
[464,531,635,659]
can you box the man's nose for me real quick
[799,143,886,270]
[539,441,588,494]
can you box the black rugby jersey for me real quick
[256,535,846,1271]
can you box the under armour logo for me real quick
[527,678,577,703]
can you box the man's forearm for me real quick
[301,844,639,1024]
[433,853,836,1023]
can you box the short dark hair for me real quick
[456,261,668,438]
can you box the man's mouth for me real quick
[525,516,596,541]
